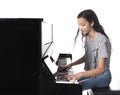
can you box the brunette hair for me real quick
[74,9,111,48]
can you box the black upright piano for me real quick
[0,18,82,95]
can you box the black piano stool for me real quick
[92,87,120,95]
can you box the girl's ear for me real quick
[91,21,94,27]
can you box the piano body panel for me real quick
[56,83,82,95]
[40,80,82,95]
[40,80,58,95]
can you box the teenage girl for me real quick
[64,9,112,90]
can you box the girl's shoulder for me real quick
[97,33,107,42]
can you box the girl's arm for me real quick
[75,58,106,79]
[71,55,85,66]
[65,55,85,70]
[64,58,106,80]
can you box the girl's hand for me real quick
[57,63,73,72]
[64,63,73,70]
[57,66,67,71]
[64,72,83,82]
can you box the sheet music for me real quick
[44,57,58,74]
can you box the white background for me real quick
[0,0,120,90]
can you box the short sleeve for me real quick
[98,39,109,59]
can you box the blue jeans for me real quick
[79,70,111,90]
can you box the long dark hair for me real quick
[74,9,111,48]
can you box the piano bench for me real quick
[92,87,120,95]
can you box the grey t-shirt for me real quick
[84,33,111,70]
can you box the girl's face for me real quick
[77,17,94,35]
